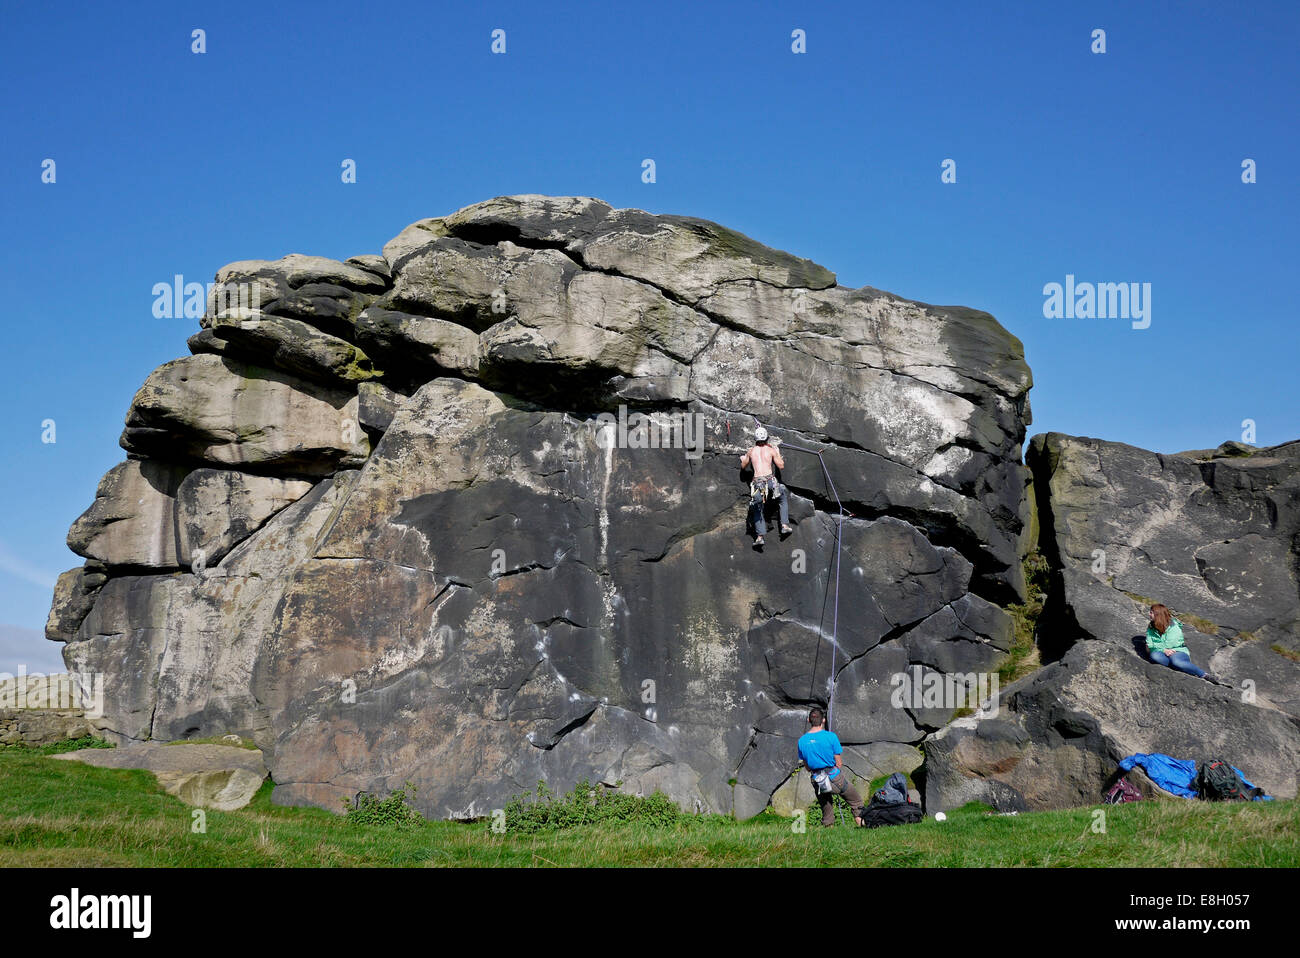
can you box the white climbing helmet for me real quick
[754,426,768,443]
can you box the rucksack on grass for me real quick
[1195,759,1262,801]
[860,799,924,828]
[1103,776,1143,804]
[872,772,909,807]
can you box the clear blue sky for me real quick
[1,0,1296,645]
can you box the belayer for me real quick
[796,708,863,827]
[739,426,792,547]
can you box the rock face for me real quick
[51,195,1035,819]
[923,435,1300,810]
[67,459,312,570]
[1028,434,1300,711]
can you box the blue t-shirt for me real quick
[797,729,842,779]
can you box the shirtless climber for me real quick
[740,427,792,547]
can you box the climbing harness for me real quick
[749,474,781,504]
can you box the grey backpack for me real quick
[872,772,909,806]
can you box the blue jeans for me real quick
[750,477,789,536]
[1149,649,1205,678]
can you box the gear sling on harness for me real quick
[750,475,782,504]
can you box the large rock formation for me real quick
[50,195,1035,819]
[1029,434,1300,708]
[924,435,1300,809]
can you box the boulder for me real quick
[67,460,188,567]
[58,195,1037,819]
[253,377,1017,818]
[45,563,108,642]
[356,382,407,435]
[176,468,315,567]
[440,194,612,247]
[204,312,378,386]
[120,354,369,476]
[346,255,391,280]
[438,196,836,304]
[52,742,268,810]
[354,306,480,382]
[202,255,388,349]
[66,458,312,570]
[923,641,1300,812]
[215,253,389,294]
[1027,433,1300,720]
[921,432,1300,812]
[382,217,449,266]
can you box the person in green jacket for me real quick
[1146,603,1221,684]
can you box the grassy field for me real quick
[1,746,1296,867]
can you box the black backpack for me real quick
[860,799,924,828]
[859,771,922,828]
[1195,760,1261,801]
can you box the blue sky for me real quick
[1,0,1296,647]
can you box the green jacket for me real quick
[1146,618,1187,654]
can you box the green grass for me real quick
[1177,612,1221,636]
[0,736,114,756]
[0,748,1296,867]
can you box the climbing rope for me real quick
[751,420,847,729]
